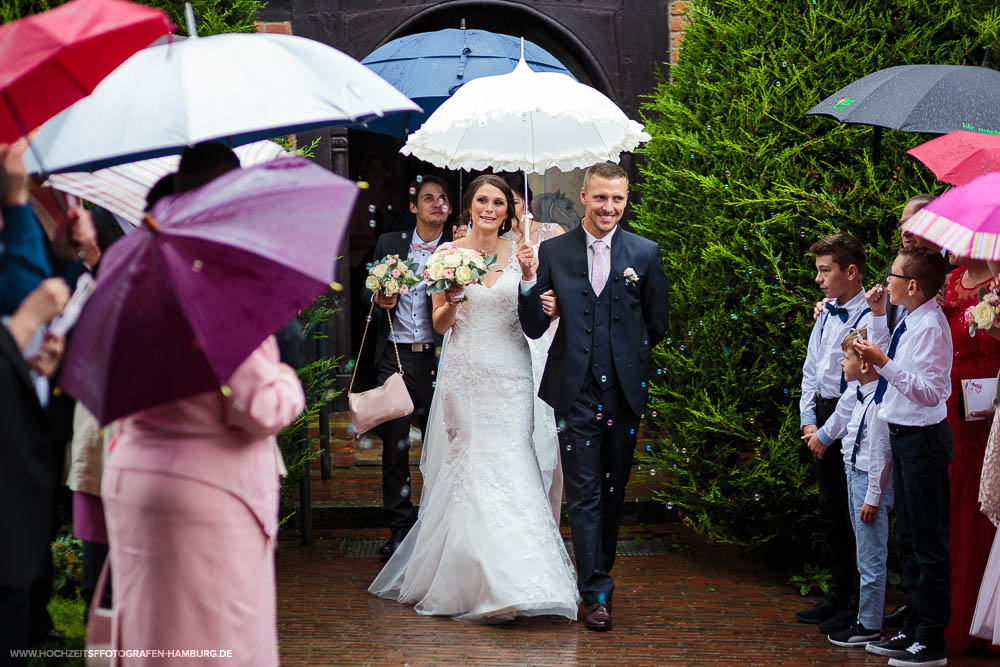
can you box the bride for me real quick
[369,174,579,622]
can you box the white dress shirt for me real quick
[390,230,441,345]
[801,289,887,430]
[841,379,893,507]
[871,297,953,426]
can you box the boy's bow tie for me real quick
[825,302,850,322]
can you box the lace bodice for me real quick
[440,242,532,402]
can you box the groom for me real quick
[518,162,669,631]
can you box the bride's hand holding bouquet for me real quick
[424,245,496,303]
[367,254,421,309]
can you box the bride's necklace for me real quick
[469,236,497,255]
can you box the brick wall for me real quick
[254,20,292,35]
[669,1,690,64]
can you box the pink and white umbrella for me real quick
[45,140,289,225]
[902,172,1000,260]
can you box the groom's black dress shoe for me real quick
[584,604,612,631]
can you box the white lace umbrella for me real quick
[44,140,289,225]
[401,52,650,175]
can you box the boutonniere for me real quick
[623,267,640,284]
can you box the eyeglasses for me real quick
[884,272,915,283]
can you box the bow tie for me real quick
[825,302,850,322]
[410,242,436,253]
[857,388,865,402]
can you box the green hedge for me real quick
[634,0,1000,556]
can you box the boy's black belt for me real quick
[888,422,929,435]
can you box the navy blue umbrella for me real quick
[359,28,574,140]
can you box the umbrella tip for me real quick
[184,2,198,37]
[461,18,466,30]
[143,213,163,234]
[520,36,525,60]
[983,46,993,68]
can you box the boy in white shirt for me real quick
[797,233,883,631]
[854,246,953,667]
[828,328,893,648]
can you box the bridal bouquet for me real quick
[966,287,1000,337]
[423,246,496,299]
[365,254,421,296]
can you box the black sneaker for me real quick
[795,599,843,624]
[867,631,912,657]
[818,608,855,634]
[828,622,881,647]
[887,641,947,666]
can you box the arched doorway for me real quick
[344,3,611,393]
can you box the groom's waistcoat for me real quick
[519,225,669,416]
[589,283,617,389]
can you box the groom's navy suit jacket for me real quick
[519,224,669,416]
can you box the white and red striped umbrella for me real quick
[45,140,289,225]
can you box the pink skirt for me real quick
[102,468,278,666]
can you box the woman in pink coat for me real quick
[102,336,304,666]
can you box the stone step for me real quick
[308,410,656,470]
[296,461,670,529]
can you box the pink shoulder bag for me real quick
[348,301,414,434]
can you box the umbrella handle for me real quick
[143,213,162,234]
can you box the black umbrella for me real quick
[805,62,1000,135]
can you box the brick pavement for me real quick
[275,525,993,666]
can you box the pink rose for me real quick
[424,270,431,279]
[386,257,396,265]
[444,269,454,279]
[392,269,401,277]
[399,285,409,295]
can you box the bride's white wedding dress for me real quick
[369,241,579,622]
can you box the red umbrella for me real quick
[0,0,173,142]
[907,129,1000,186]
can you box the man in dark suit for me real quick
[366,175,452,559]
[0,279,70,663]
[518,162,668,631]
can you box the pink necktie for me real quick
[591,240,607,296]
[410,242,436,253]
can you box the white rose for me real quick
[383,278,399,295]
[372,263,388,279]
[972,301,996,329]
[427,262,445,281]
[472,255,487,270]
[364,275,380,292]
[455,265,473,284]
[443,252,462,268]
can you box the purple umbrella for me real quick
[61,157,357,424]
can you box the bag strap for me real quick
[348,300,404,395]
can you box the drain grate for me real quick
[339,538,669,558]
